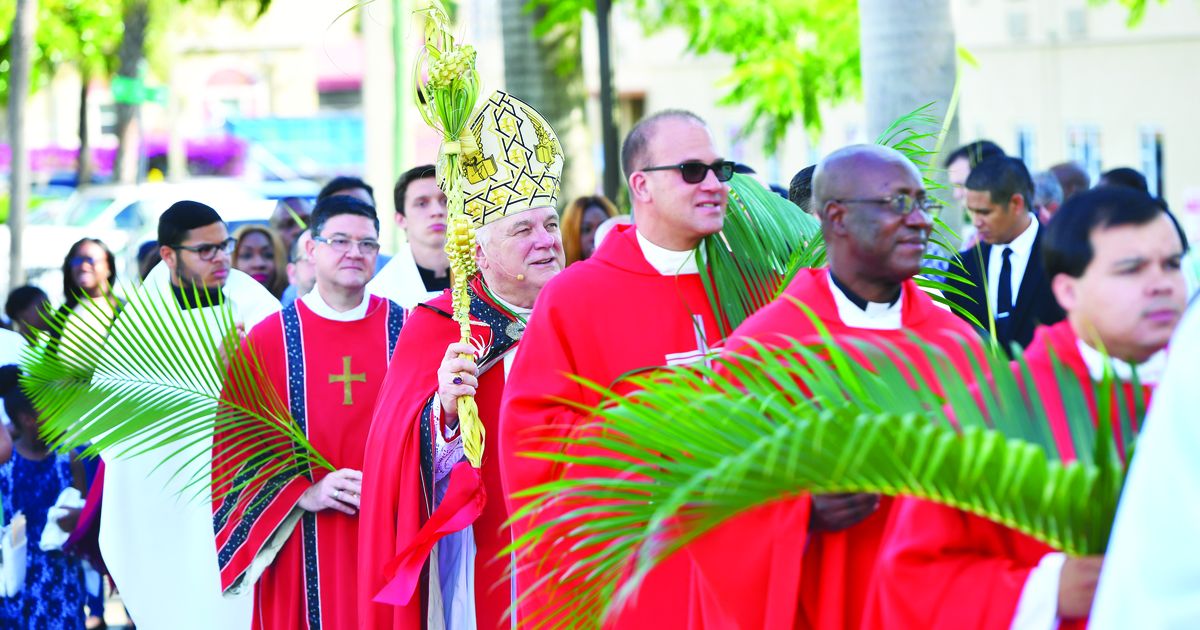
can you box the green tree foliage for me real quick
[0,0,124,102]
[1091,0,1169,26]
[532,0,1169,152]
[533,0,859,152]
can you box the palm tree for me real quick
[6,0,37,290]
[110,0,273,184]
[499,0,594,201]
[111,0,150,184]
[859,0,959,154]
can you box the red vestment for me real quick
[699,268,981,630]
[358,282,520,630]
[499,225,726,628]
[864,320,1151,630]
[213,296,403,630]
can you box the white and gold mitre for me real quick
[436,90,564,228]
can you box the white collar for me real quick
[826,274,903,330]
[636,230,700,276]
[997,214,1039,255]
[301,286,371,321]
[489,290,533,319]
[1076,339,1167,386]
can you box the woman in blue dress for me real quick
[0,364,87,629]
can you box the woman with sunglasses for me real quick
[55,238,122,352]
[61,239,118,314]
[56,239,121,629]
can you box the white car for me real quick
[14,179,275,300]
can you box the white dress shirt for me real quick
[987,216,1039,315]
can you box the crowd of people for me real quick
[0,94,1194,630]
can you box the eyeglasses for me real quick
[68,256,96,268]
[641,160,736,184]
[172,238,236,261]
[313,235,381,256]
[832,194,943,217]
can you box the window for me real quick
[318,89,363,112]
[99,104,118,136]
[1066,8,1088,39]
[1016,126,1036,168]
[1007,12,1030,42]
[1067,125,1101,183]
[114,202,145,230]
[1140,128,1164,197]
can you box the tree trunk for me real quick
[7,0,38,291]
[595,0,621,203]
[500,0,595,204]
[112,0,150,184]
[860,0,960,230]
[859,0,959,158]
[77,70,94,188]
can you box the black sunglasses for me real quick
[642,160,736,184]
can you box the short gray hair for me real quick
[1033,170,1063,209]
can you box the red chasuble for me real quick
[698,267,981,630]
[499,225,725,628]
[864,320,1152,630]
[358,281,520,630]
[213,295,403,630]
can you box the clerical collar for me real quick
[1076,339,1167,386]
[418,265,451,292]
[171,283,224,310]
[301,288,370,322]
[489,291,533,320]
[636,230,699,276]
[827,272,903,331]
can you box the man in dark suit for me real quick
[946,156,1065,352]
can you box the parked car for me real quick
[17,179,273,299]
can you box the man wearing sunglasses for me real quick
[98,200,281,630]
[215,195,405,629]
[500,109,733,627]
[699,144,983,629]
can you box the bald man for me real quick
[694,145,981,629]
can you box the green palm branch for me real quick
[506,308,1138,627]
[701,173,824,336]
[873,103,983,328]
[20,285,332,504]
[700,104,983,337]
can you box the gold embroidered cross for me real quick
[329,356,366,405]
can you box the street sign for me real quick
[111,74,167,105]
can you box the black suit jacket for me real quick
[945,224,1065,352]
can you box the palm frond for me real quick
[20,284,332,504]
[700,174,823,336]
[873,103,991,330]
[700,104,983,339]
[507,312,1138,627]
